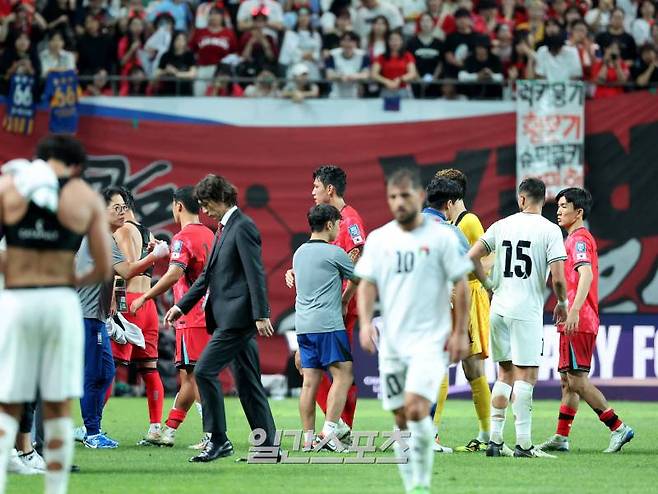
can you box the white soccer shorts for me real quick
[378,341,449,411]
[490,312,543,367]
[0,287,84,403]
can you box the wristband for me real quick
[557,299,568,308]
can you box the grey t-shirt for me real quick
[76,236,125,321]
[292,240,354,334]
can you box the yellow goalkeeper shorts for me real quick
[468,280,490,358]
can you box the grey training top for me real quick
[76,236,125,321]
[292,240,354,334]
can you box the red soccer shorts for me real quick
[175,326,211,368]
[111,293,159,364]
[558,331,597,373]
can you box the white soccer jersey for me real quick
[355,217,473,356]
[480,212,567,321]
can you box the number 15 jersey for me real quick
[355,217,473,354]
[480,212,566,322]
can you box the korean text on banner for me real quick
[516,80,585,199]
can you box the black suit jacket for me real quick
[177,208,270,333]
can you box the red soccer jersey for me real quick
[170,223,215,329]
[190,27,237,66]
[559,227,599,334]
[333,205,366,320]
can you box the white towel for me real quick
[2,159,59,213]
[108,313,146,349]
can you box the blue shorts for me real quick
[297,330,352,370]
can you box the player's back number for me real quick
[502,240,532,279]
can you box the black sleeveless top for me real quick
[126,220,153,278]
[3,178,83,252]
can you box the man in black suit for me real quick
[164,174,277,463]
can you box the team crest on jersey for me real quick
[576,241,586,252]
[348,224,363,244]
[171,240,183,259]
[419,245,430,255]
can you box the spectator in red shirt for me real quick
[372,30,418,98]
[548,0,569,28]
[591,42,630,98]
[205,63,244,96]
[190,5,237,95]
[568,19,596,79]
[478,0,500,38]
[422,0,451,40]
[118,16,147,96]
[121,64,151,96]
[239,8,278,77]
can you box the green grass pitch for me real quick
[8,397,657,494]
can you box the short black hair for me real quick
[313,165,347,197]
[341,31,360,44]
[102,185,129,206]
[434,168,466,198]
[387,167,423,190]
[454,8,471,18]
[555,187,592,220]
[307,204,342,232]
[173,186,200,214]
[194,174,238,207]
[518,177,546,204]
[118,186,135,210]
[426,178,463,210]
[36,135,87,168]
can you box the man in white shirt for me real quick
[356,168,471,494]
[353,0,404,41]
[325,32,370,98]
[468,177,569,459]
[534,34,583,81]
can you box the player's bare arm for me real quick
[76,190,113,286]
[468,240,493,290]
[130,264,185,314]
[113,244,165,280]
[341,279,359,315]
[446,276,471,363]
[285,268,295,288]
[550,260,568,324]
[357,278,378,354]
[565,263,593,335]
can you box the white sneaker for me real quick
[335,420,351,441]
[73,425,86,443]
[603,424,634,453]
[18,450,46,471]
[514,445,557,458]
[188,433,211,450]
[153,426,176,447]
[8,449,42,475]
[538,434,570,452]
[432,436,453,453]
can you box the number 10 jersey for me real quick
[480,212,566,322]
[355,217,473,357]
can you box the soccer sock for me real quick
[407,417,434,489]
[315,374,331,415]
[556,405,577,437]
[321,420,337,437]
[0,412,19,493]
[340,384,358,428]
[432,375,449,429]
[393,427,413,493]
[210,431,228,444]
[44,417,74,494]
[140,369,164,425]
[165,408,187,430]
[304,430,314,445]
[469,375,491,442]
[490,381,512,444]
[597,408,622,432]
[512,380,534,450]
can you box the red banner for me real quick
[1,92,657,322]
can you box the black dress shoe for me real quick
[189,440,234,463]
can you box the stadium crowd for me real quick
[0,0,657,99]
